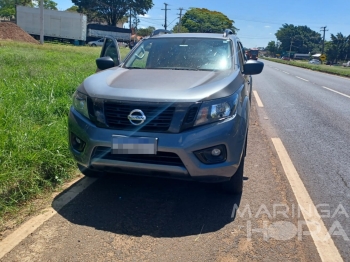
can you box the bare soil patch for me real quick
[0,22,38,44]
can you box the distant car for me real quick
[309,59,321,65]
[342,61,350,67]
[88,38,104,47]
[281,56,290,61]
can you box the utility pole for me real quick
[320,26,328,55]
[39,0,44,44]
[289,37,293,59]
[134,16,139,36]
[177,8,183,33]
[162,3,170,30]
[275,38,278,57]
[129,7,132,30]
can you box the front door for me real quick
[96,36,121,72]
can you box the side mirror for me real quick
[96,57,115,70]
[243,60,264,75]
[99,36,121,66]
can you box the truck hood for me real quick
[81,67,242,102]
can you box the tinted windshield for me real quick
[123,37,233,71]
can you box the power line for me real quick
[167,17,178,28]
[138,18,163,26]
[137,17,164,20]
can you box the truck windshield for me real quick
[124,37,233,71]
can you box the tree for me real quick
[34,0,58,10]
[80,8,105,23]
[325,33,350,63]
[119,15,128,26]
[0,0,15,19]
[66,6,128,25]
[0,0,33,19]
[275,24,321,54]
[137,26,155,37]
[172,23,189,33]
[265,40,277,56]
[331,33,350,62]
[66,5,79,12]
[266,41,276,53]
[180,8,238,34]
[324,41,337,63]
[66,4,105,23]
[71,0,153,26]
[131,10,140,30]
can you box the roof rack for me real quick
[150,29,172,37]
[223,29,233,37]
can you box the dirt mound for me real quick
[0,22,38,44]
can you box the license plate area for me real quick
[112,136,158,154]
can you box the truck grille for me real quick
[104,102,175,132]
[93,147,185,167]
[184,106,199,123]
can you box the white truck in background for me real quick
[342,61,350,67]
[86,24,131,43]
[16,5,87,42]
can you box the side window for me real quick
[237,42,245,72]
[100,37,120,65]
[129,44,149,68]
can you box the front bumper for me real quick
[68,107,247,182]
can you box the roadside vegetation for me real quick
[265,24,350,67]
[261,57,350,77]
[0,40,129,225]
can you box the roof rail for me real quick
[150,29,172,37]
[223,29,233,37]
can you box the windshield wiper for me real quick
[124,66,143,69]
[147,67,199,71]
[145,67,218,71]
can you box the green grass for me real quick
[261,57,350,77]
[0,40,130,223]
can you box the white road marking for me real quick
[253,90,264,107]
[282,71,290,74]
[271,138,343,262]
[0,176,97,260]
[322,86,350,99]
[296,76,309,82]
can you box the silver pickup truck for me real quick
[68,29,264,194]
[342,61,350,67]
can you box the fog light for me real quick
[211,148,221,156]
[194,144,227,164]
[70,132,86,152]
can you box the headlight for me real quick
[91,98,106,124]
[72,91,89,119]
[194,93,239,126]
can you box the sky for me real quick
[54,0,350,48]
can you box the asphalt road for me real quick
[253,59,350,260]
[1,97,321,262]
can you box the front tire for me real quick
[221,157,244,194]
[222,132,247,194]
[77,163,104,177]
